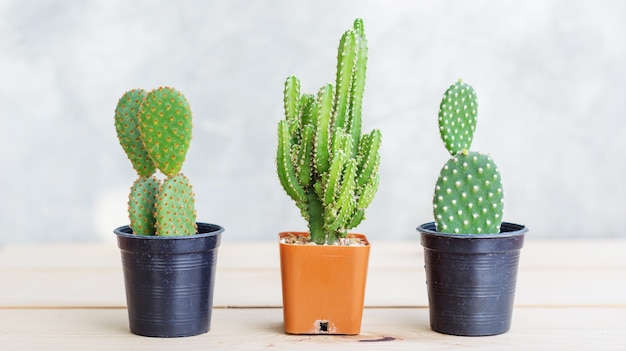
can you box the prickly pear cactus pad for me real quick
[155,174,197,236]
[433,151,504,234]
[128,176,160,236]
[114,89,155,177]
[139,87,192,177]
[438,80,478,155]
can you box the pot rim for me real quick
[114,222,224,240]
[417,222,526,253]
[417,221,527,239]
[278,231,370,246]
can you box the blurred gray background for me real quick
[1,0,624,244]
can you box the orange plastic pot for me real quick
[278,231,370,335]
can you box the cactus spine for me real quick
[433,80,504,234]
[115,87,197,236]
[277,19,381,245]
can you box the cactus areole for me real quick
[115,87,197,236]
[276,19,381,245]
[433,80,504,234]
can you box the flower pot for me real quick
[114,222,223,337]
[416,222,527,336]
[279,232,370,335]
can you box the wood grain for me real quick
[1,307,625,350]
[1,240,625,349]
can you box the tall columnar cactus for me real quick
[432,80,504,234]
[115,87,197,236]
[277,19,382,245]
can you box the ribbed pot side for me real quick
[417,222,527,336]
[115,222,223,337]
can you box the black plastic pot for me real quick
[416,222,527,336]
[114,222,223,337]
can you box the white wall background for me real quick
[1,0,624,244]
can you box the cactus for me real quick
[139,87,193,178]
[155,174,196,236]
[128,176,160,235]
[115,87,197,236]
[114,89,155,177]
[277,19,382,245]
[433,80,504,234]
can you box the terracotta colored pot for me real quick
[278,232,370,335]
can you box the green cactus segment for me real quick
[347,18,368,158]
[277,120,307,205]
[299,94,317,129]
[438,80,478,155]
[324,159,357,234]
[356,129,381,187]
[283,76,301,141]
[346,209,365,229]
[139,87,193,177]
[307,188,326,244]
[128,176,160,236]
[323,149,346,206]
[296,124,315,187]
[352,18,365,37]
[314,84,334,174]
[276,19,379,244]
[433,151,504,234]
[334,30,356,131]
[356,168,379,211]
[155,174,197,236]
[114,89,155,177]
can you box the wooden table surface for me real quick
[1,239,625,350]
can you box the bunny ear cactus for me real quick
[128,176,160,235]
[277,18,382,245]
[115,87,197,236]
[139,87,193,177]
[433,80,504,234]
[114,89,155,177]
[438,80,478,156]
